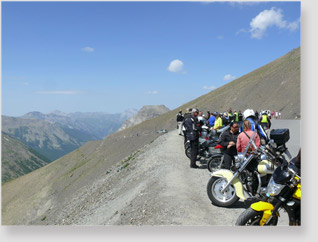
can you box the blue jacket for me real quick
[209,116,216,126]
[247,117,268,142]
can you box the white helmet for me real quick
[243,109,255,120]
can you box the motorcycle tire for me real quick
[235,207,278,226]
[207,176,239,207]
[185,147,191,159]
[207,155,223,172]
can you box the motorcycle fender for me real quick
[251,201,274,211]
[293,183,301,200]
[211,169,246,200]
[251,202,277,226]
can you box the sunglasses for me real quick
[233,126,239,129]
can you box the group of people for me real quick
[271,110,282,119]
[176,108,271,169]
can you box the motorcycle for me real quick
[235,156,301,226]
[206,129,291,207]
[184,124,227,159]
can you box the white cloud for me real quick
[81,46,94,52]
[22,82,29,86]
[223,74,237,81]
[249,7,300,39]
[35,90,83,95]
[217,35,224,40]
[203,85,216,90]
[167,59,185,73]
[236,28,248,35]
[145,90,159,95]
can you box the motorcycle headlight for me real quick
[235,153,245,164]
[266,177,286,197]
[260,153,267,161]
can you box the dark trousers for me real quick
[190,139,199,167]
[223,153,234,169]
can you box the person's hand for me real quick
[229,141,235,146]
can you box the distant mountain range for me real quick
[1,109,138,162]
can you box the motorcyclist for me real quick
[218,122,239,169]
[210,112,223,131]
[208,112,216,127]
[222,112,230,126]
[243,109,269,144]
[176,110,184,135]
[184,108,201,168]
[233,110,239,122]
[182,108,192,144]
[259,110,271,130]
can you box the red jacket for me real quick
[236,129,261,153]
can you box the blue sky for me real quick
[1,1,301,116]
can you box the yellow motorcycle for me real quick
[236,157,301,226]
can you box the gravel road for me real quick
[38,119,299,226]
[55,129,245,225]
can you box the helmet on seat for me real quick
[243,109,255,120]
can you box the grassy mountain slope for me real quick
[2,47,300,225]
[1,133,50,183]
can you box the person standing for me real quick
[219,122,239,169]
[184,108,201,168]
[238,110,243,131]
[260,111,271,130]
[182,109,192,144]
[233,110,239,122]
[237,120,261,153]
[208,112,216,128]
[176,110,184,135]
[211,112,223,131]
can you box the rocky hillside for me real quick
[1,133,50,184]
[1,47,301,225]
[118,105,170,131]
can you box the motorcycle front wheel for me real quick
[207,155,223,172]
[207,176,239,207]
[235,207,278,226]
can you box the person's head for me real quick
[230,122,239,133]
[179,109,182,113]
[243,120,251,131]
[243,109,255,120]
[199,111,203,116]
[192,108,199,116]
[214,112,219,117]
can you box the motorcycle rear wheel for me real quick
[236,207,278,226]
[207,176,239,207]
[185,147,191,159]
